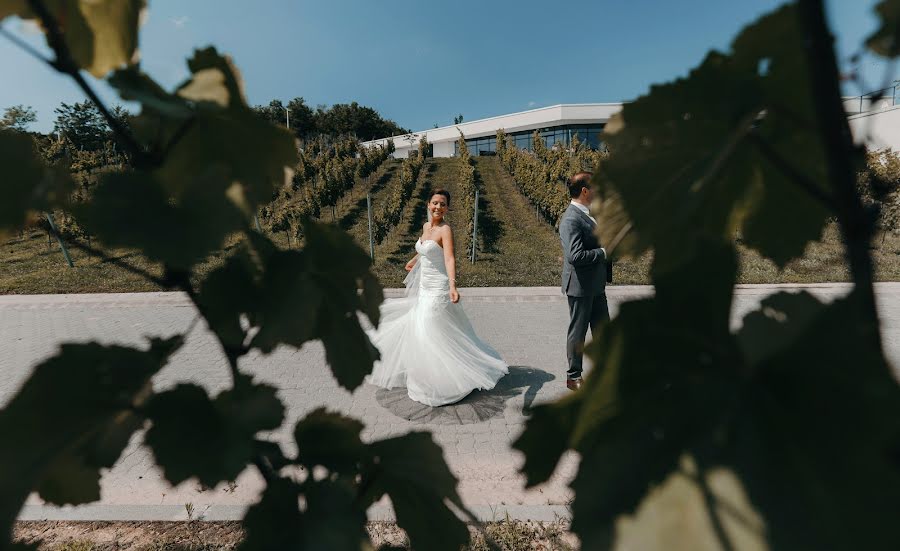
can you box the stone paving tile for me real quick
[2,284,899,520]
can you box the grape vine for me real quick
[496,129,606,227]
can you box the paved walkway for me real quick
[3,284,899,521]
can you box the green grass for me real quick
[3,158,900,295]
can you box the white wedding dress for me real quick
[367,238,508,406]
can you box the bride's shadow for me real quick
[374,366,555,425]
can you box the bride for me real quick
[367,188,508,406]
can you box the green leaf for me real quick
[36,453,102,505]
[37,406,146,506]
[0,129,72,237]
[736,291,825,367]
[603,457,766,550]
[511,397,579,487]
[596,5,829,270]
[318,304,380,391]
[302,479,369,550]
[294,408,365,474]
[197,251,261,349]
[253,440,291,472]
[730,291,900,549]
[239,477,369,551]
[144,379,284,487]
[108,67,193,118]
[0,338,179,536]
[565,297,738,550]
[180,47,248,110]
[239,477,304,551]
[360,272,384,328]
[249,250,321,353]
[365,433,469,551]
[152,48,298,210]
[303,222,382,390]
[248,223,382,391]
[65,0,144,77]
[867,0,900,57]
[75,170,243,269]
[13,1,144,77]
[728,5,832,266]
[218,378,285,434]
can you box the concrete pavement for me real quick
[2,283,899,521]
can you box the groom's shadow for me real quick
[374,366,555,425]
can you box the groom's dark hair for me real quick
[568,171,593,198]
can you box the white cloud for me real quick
[528,101,537,107]
[170,16,189,28]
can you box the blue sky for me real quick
[0,0,895,133]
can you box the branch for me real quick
[0,25,52,66]
[694,463,737,551]
[748,133,839,212]
[25,0,154,168]
[158,116,197,160]
[53,233,170,289]
[797,0,882,325]
[161,266,280,490]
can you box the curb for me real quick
[19,503,571,523]
[2,282,898,306]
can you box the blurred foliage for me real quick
[3,0,900,550]
[513,2,900,550]
[0,2,469,550]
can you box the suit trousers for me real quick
[566,293,610,380]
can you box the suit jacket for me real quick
[559,203,607,297]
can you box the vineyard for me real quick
[496,129,606,227]
[3,136,900,293]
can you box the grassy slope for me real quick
[2,156,900,294]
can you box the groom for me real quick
[559,171,608,391]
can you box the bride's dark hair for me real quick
[431,188,451,207]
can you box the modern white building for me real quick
[362,94,900,160]
[362,103,624,159]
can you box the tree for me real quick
[0,105,37,131]
[286,97,315,137]
[418,134,432,159]
[859,148,900,241]
[453,113,464,124]
[53,100,107,151]
[252,99,288,128]
[312,101,408,140]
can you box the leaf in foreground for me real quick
[144,380,284,488]
[867,0,900,58]
[294,408,366,475]
[0,338,180,545]
[3,1,144,77]
[729,291,900,549]
[363,432,470,551]
[76,170,244,269]
[595,5,829,270]
[0,129,72,239]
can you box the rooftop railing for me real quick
[844,84,898,114]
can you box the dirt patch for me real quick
[14,520,578,550]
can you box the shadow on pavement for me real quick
[374,365,555,425]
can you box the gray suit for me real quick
[559,202,609,380]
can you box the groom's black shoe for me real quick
[566,377,583,391]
